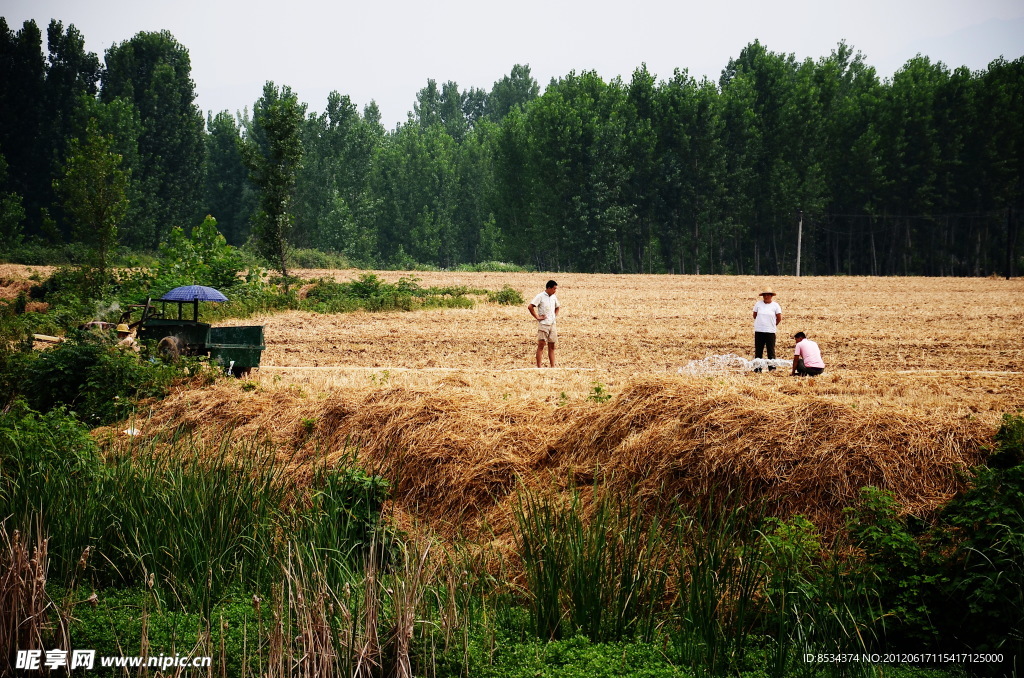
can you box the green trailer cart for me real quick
[207,325,266,377]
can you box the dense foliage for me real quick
[1,19,1021,275]
[2,331,184,425]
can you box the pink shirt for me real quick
[794,338,825,368]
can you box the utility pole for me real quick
[1007,207,1014,280]
[796,209,803,277]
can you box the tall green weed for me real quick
[514,487,668,643]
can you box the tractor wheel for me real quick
[157,335,183,362]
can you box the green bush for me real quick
[67,587,262,678]
[302,274,474,313]
[26,265,153,330]
[453,634,688,678]
[200,280,298,320]
[286,247,351,270]
[989,411,1024,469]
[487,285,525,305]
[842,416,1024,665]
[455,261,532,273]
[936,422,1024,657]
[11,331,183,426]
[29,266,110,306]
[0,239,82,266]
[844,486,941,645]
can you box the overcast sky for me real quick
[5,0,1024,129]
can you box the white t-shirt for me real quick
[753,300,782,333]
[794,338,825,368]
[531,291,560,326]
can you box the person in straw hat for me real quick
[115,323,139,351]
[752,287,782,372]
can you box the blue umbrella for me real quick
[159,285,228,302]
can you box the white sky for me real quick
[5,0,1024,130]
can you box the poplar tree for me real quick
[54,119,130,285]
[101,30,205,249]
[243,82,305,277]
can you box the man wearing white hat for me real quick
[752,288,782,372]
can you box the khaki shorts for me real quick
[537,324,558,343]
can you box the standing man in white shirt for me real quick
[528,280,560,368]
[752,287,782,372]
[791,332,826,376]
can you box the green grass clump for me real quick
[514,487,667,643]
[1,410,390,609]
[460,634,689,677]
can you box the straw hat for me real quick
[116,323,130,333]
[759,288,776,297]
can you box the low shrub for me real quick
[9,330,184,426]
[455,261,532,273]
[0,239,83,266]
[67,587,260,678]
[302,274,475,313]
[457,634,687,678]
[487,285,525,305]
[841,413,1024,668]
[287,247,351,270]
[936,428,1024,657]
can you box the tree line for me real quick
[2,18,1022,276]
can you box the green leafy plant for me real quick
[487,285,525,306]
[587,382,612,404]
[454,261,531,273]
[933,416,1024,657]
[988,411,1024,469]
[303,274,474,313]
[844,486,941,645]
[286,247,351,270]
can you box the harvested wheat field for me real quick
[116,272,1024,542]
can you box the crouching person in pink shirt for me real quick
[791,332,825,376]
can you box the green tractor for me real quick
[120,285,265,377]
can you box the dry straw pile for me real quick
[129,373,989,539]
[549,377,987,531]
